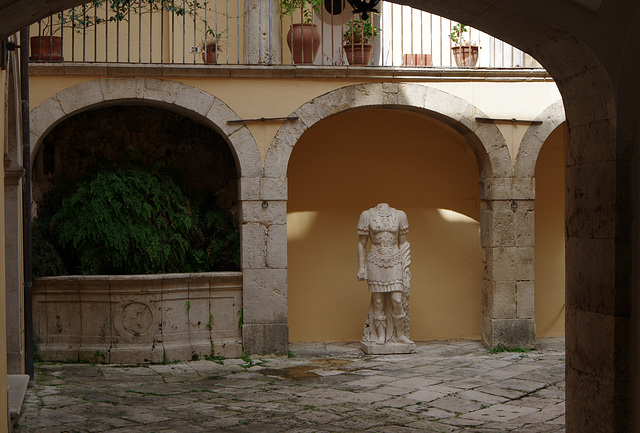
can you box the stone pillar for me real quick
[480,177,536,348]
[239,177,288,355]
[243,0,282,65]
[4,169,24,373]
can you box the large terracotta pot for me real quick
[452,45,479,67]
[286,23,321,65]
[202,47,217,64]
[29,36,63,61]
[343,43,373,65]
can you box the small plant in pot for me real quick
[449,22,479,67]
[281,0,322,64]
[200,30,223,64]
[342,15,379,65]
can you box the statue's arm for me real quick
[357,235,368,280]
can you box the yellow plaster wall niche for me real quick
[534,123,566,337]
[287,108,483,342]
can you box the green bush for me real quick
[33,164,239,276]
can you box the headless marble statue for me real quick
[357,203,415,354]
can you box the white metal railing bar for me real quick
[28,0,542,68]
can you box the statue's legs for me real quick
[372,293,386,344]
[390,291,412,344]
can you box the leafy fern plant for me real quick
[33,164,239,276]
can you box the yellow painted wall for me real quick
[534,123,566,336]
[287,108,483,342]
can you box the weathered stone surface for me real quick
[58,80,104,114]
[361,342,415,355]
[480,178,535,201]
[398,82,428,108]
[516,281,535,319]
[227,126,263,178]
[239,177,287,201]
[564,237,627,316]
[480,199,534,248]
[242,323,288,355]
[241,223,267,269]
[266,224,288,269]
[242,268,287,324]
[352,82,384,107]
[241,199,287,224]
[100,78,141,102]
[33,273,242,363]
[30,96,65,139]
[565,308,629,381]
[484,246,534,282]
[173,85,215,116]
[489,318,536,348]
[491,281,517,319]
[565,364,629,433]
[264,119,307,177]
[205,97,243,137]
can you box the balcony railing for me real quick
[29,0,542,68]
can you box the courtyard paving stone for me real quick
[14,338,565,432]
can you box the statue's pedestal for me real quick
[361,341,416,355]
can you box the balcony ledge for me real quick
[29,62,553,82]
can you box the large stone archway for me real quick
[259,82,538,350]
[29,78,263,178]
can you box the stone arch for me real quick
[263,82,538,349]
[265,82,510,181]
[515,99,566,178]
[29,78,263,178]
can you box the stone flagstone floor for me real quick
[15,338,565,432]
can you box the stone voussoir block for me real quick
[206,97,243,137]
[58,80,104,114]
[100,78,141,102]
[353,82,384,107]
[228,126,263,178]
[398,83,428,108]
[295,102,321,128]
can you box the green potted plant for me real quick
[342,16,379,65]
[281,0,322,64]
[200,30,223,64]
[449,22,479,67]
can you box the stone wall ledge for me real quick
[29,63,553,82]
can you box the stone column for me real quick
[243,0,282,65]
[480,177,536,348]
[4,169,24,373]
[240,177,288,355]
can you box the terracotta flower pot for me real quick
[343,43,373,65]
[29,36,63,61]
[452,45,479,67]
[202,48,217,64]
[286,23,321,65]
